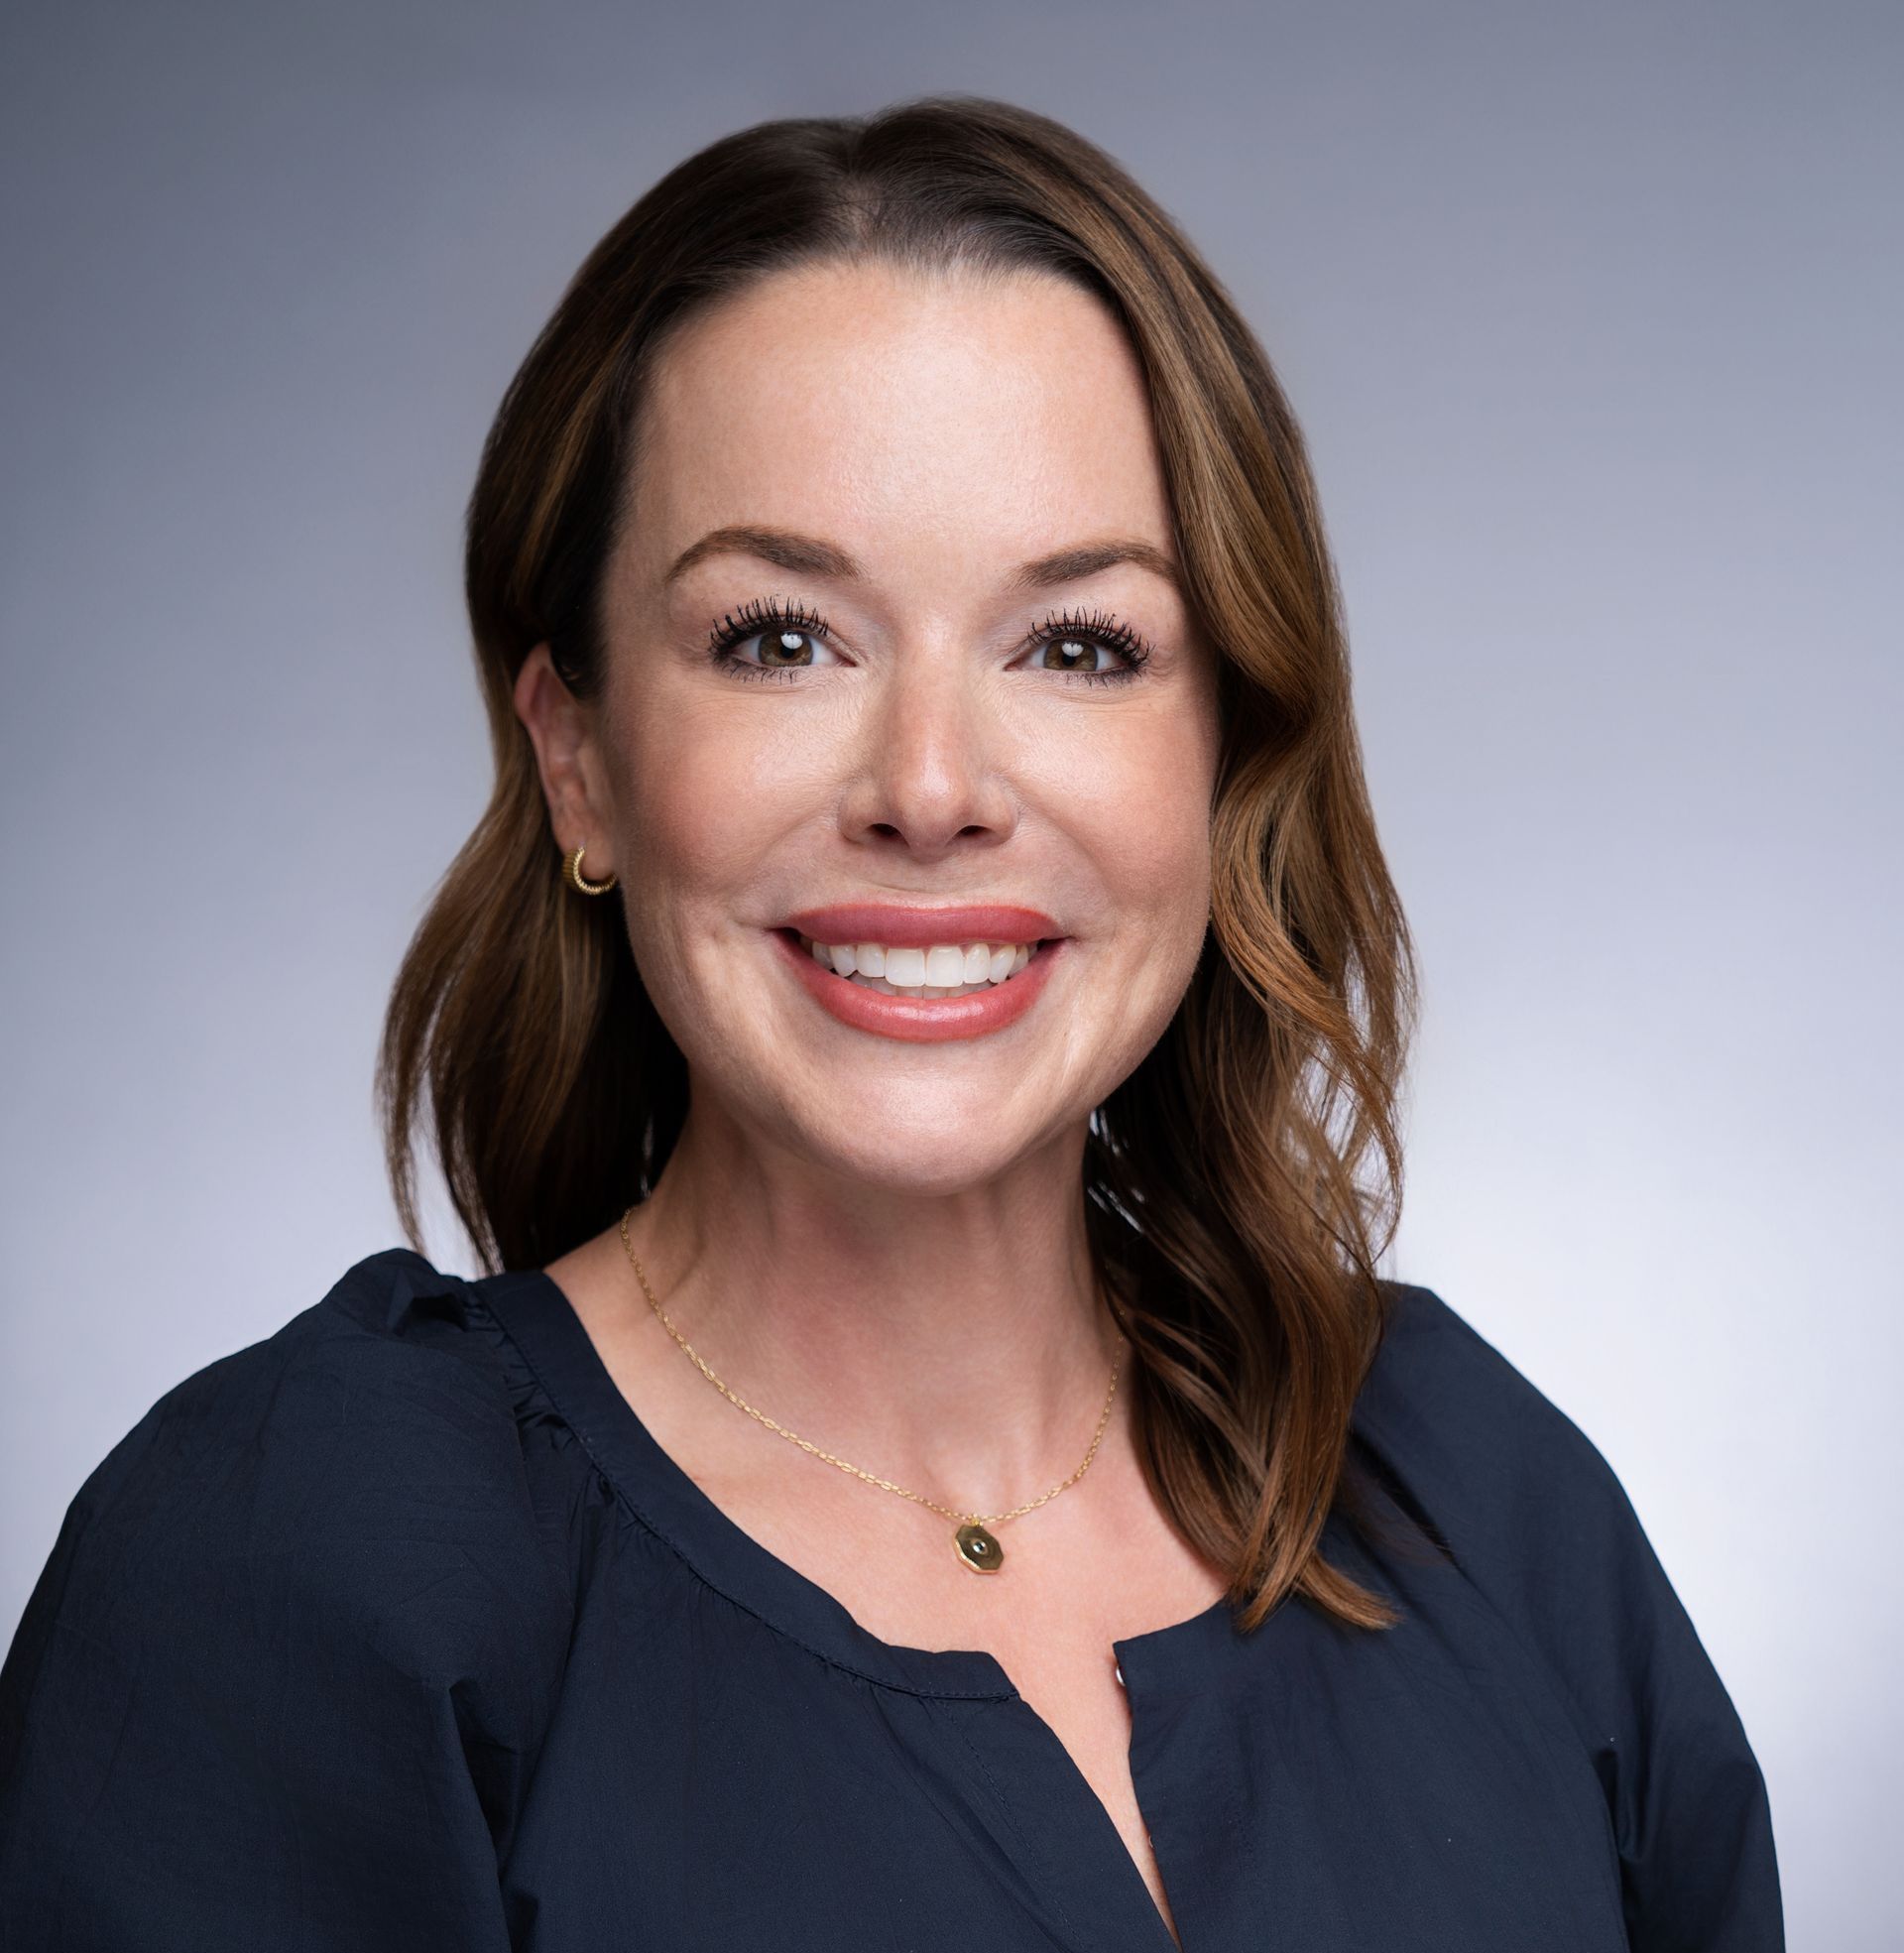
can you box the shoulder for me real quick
[1350,1279,1783,1940]
[10,1247,573,1709]
[1351,1281,1780,1859]
[1354,1277,1632,1550]
[0,1249,577,1934]
[74,1247,537,1549]
[1348,1276,1707,1736]
[103,1242,522,1425]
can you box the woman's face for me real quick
[524,258,1222,1194]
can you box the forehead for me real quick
[626,259,1173,573]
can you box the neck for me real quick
[613,1107,1129,1516]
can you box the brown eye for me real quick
[757,628,821,668]
[1037,633,1113,674]
[706,599,840,682]
[1021,609,1153,687]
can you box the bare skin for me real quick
[514,257,1226,1946]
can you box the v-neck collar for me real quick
[472,1264,1242,1703]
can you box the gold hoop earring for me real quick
[562,844,617,896]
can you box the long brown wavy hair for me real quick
[378,95,1421,1634]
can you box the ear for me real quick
[513,644,617,878]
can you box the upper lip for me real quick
[782,903,1062,946]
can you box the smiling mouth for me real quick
[781,929,1053,999]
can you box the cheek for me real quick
[1113,804,1213,1020]
[1052,708,1215,922]
[604,684,802,895]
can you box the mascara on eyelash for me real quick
[707,595,832,657]
[705,596,1154,682]
[1032,605,1154,670]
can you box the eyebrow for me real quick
[662,525,1181,595]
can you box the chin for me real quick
[784,1102,1059,1196]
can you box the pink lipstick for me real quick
[772,903,1065,1044]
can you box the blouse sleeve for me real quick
[1358,1282,1785,1952]
[0,1256,571,1951]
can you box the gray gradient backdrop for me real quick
[4,2,1897,1943]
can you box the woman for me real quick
[0,96,1781,1950]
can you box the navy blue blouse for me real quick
[1,1248,1783,1950]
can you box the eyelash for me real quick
[704,597,1155,688]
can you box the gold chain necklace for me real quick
[617,1206,1124,1574]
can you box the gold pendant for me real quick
[954,1522,1003,1573]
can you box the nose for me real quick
[836,639,1018,858]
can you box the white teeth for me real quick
[795,933,1043,995]
[922,945,966,986]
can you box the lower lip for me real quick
[771,929,1066,1043]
